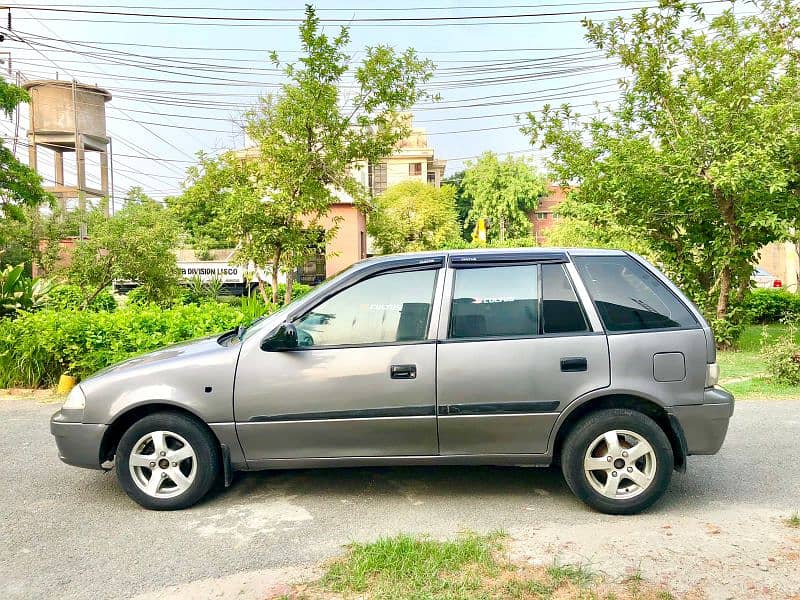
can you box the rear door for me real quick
[436,253,610,455]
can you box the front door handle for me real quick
[390,364,417,379]
[560,357,587,372]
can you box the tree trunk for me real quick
[716,265,731,320]
[795,237,800,292]
[284,268,294,305]
[256,279,270,305]
[499,217,506,242]
[270,269,279,305]
[270,249,281,305]
[83,277,113,310]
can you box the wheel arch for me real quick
[99,402,219,465]
[549,393,686,472]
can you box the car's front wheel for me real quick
[116,412,220,510]
[561,408,674,515]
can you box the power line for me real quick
[1,1,683,13]
[7,1,729,23]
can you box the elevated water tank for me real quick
[23,79,113,216]
[23,79,111,151]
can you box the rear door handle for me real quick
[390,364,417,379]
[560,357,587,372]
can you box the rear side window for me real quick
[449,265,539,338]
[541,264,588,334]
[572,255,697,332]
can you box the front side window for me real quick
[572,255,697,332]
[449,265,539,338]
[294,269,437,347]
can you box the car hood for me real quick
[92,334,226,377]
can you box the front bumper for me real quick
[669,387,735,455]
[50,410,107,470]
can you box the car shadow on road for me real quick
[216,464,576,506]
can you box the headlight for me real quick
[63,385,86,410]
[705,363,720,388]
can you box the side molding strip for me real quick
[438,401,559,416]
[249,405,436,422]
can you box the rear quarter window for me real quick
[572,255,697,332]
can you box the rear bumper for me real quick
[668,387,734,455]
[50,410,107,470]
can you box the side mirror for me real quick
[261,322,299,352]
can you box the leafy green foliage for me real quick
[183,275,225,304]
[368,181,461,254]
[0,80,52,228]
[221,5,435,305]
[0,264,55,317]
[0,205,81,275]
[0,302,250,387]
[709,309,748,350]
[742,289,800,324]
[67,197,181,307]
[525,0,800,326]
[541,201,656,260]
[761,323,800,385]
[46,284,117,312]
[165,152,245,248]
[461,152,547,242]
[442,170,472,241]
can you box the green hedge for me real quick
[46,284,117,312]
[0,302,248,388]
[742,289,800,324]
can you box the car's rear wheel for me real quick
[116,412,220,510]
[561,408,673,515]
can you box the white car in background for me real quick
[752,267,782,289]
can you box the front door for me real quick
[234,265,442,461]
[436,258,610,455]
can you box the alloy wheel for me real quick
[583,429,656,500]
[128,430,197,499]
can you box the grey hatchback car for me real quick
[51,248,733,514]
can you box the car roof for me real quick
[359,247,628,265]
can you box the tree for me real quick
[368,181,461,254]
[525,0,800,329]
[230,5,435,305]
[541,195,656,259]
[68,192,180,306]
[0,80,52,249]
[442,170,473,241]
[461,152,547,242]
[0,205,80,275]
[166,152,244,249]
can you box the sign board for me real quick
[178,261,244,284]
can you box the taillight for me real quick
[705,363,720,387]
[774,279,782,288]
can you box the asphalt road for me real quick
[1,397,799,600]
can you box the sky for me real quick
[0,0,744,208]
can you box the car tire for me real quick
[116,411,221,510]
[561,408,673,515]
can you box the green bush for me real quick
[1,264,56,317]
[46,285,117,312]
[709,314,747,350]
[125,285,188,308]
[0,302,252,388]
[743,289,800,324]
[275,282,313,305]
[761,324,800,385]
